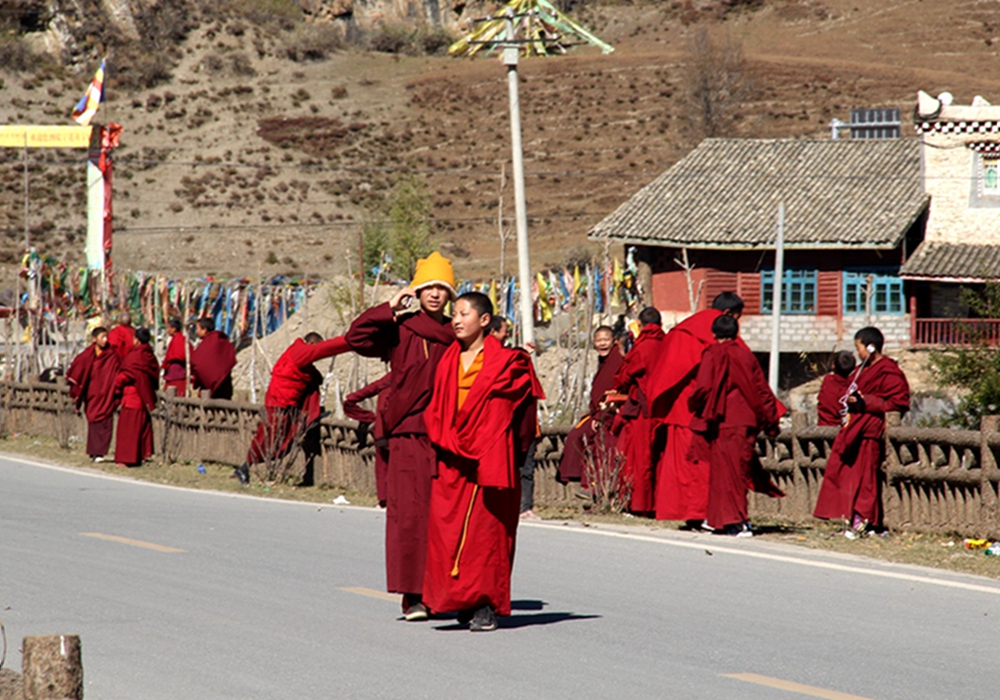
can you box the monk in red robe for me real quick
[423,292,543,631]
[107,311,135,361]
[612,307,666,515]
[235,333,350,485]
[346,251,457,621]
[66,327,121,462]
[343,373,393,507]
[814,327,910,535]
[816,351,856,427]
[161,318,190,397]
[113,327,159,467]
[689,315,782,536]
[190,317,236,400]
[648,292,746,526]
[558,326,623,489]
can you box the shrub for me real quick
[283,23,343,62]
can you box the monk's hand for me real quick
[389,287,416,313]
[523,341,536,354]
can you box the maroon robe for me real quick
[107,324,135,361]
[689,340,782,530]
[613,324,665,513]
[66,344,121,457]
[161,331,190,397]
[344,373,393,504]
[817,372,850,427]
[113,343,159,466]
[813,357,910,527]
[346,302,455,599]
[557,348,624,486]
[423,335,542,616]
[190,330,236,400]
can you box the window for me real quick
[843,269,905,315]
[985,158,1000,195]
[761,269,817,314]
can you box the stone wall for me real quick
[923,132,1000,246]
[739,313,910,353]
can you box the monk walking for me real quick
[236,333,350,485]
[816,351,856,427]
[66,327,121,463]
[190,318,236,400]
[346,251,457,621]
[813,328,910,537]
[161,318,190,397]
[107,311,135,361]
[423,292,543,631]
[113,327,159,467]
[688,315,781,536]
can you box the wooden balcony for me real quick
[910,318,1000,346]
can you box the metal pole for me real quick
[504,11,535,348]
[768,202,784,393]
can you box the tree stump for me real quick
[21,635,82,700]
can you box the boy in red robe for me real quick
[346,251,457,621]
[343,373,393,506]
[612,307,665,515]
[649,292,745,527]
[107,311,135,361]
[557,326,623,488]
[66,327,121,462]
[235,333,350,485]
[190,318,237,400]
[161,318,190,397]
[423,292,543,631]
[813,327,910,536]
[113,327,159,467]
[816,351,856,427]
[688,315,781,536]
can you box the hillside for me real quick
[2,0,1000,288]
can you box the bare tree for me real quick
[681,27,754,140]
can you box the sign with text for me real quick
[0,125,93,149]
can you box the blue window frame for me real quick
[761,269,817,314]
[843,268,905,315]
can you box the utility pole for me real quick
[768,202,784,393]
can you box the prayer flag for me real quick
[72,59,106,126]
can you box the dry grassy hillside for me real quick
[2,0,1000,287]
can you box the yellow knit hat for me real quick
[411,251,457,300]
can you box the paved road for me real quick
[2,454,998,700]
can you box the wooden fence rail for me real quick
[2,381,999,537]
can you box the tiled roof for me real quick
[900,242,1000,281]
[588,138,928,250]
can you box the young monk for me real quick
[814,327,910,536]
[423,292,543,631]
[66,327,121,462]
[107,311,135,361]
[688,315,782,536]
[161,318,190,397]
[113,327,159,467]
[817,351,856,427]
[346,251,457,621]
[557,326,623,488]
[612,306,666,515]
[190,318,237,400]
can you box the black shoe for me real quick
[457,608,475,625]
[234,464,250,486]
[469,605,498,632]
[403,602,428,622]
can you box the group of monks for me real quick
[65,312,238,467]
[558,293,911,539]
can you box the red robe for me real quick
[557,349,623,486]
[613,324,665,513]
[343,373,393,504]
[813,357,910,527]
[689,340,782,530]
[107,324,135,361]
[113,343,159,466]
[817,372,850,427]
[66,344,121,457]
[423,335,543,616]
[190,330,236,400]
[161,332,190,397]
[346,303,455,597]
[246,337,350,465]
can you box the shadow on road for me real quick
[433,600,601,631]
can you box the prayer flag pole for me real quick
[768,202,784,393]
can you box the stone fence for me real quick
[2,380,999,538]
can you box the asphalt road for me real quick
[2,454,998,700]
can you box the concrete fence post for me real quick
[883,411,903,527]
[980,415,998,537]
[22,635,83,700]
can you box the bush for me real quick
[0,36,39,73]
[283,23,343,62]
[368,24,411,54]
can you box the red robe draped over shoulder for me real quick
[613,324,665,513]
[107,324,135,361]
[67,344,121,457]
[816,372,850,427]
[813,357,910,526]
[113,343,159,466]
[423,335,543,616]
[557,348,623,485]
[161,331,190,396]
[190,330,236,400]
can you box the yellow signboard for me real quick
[0,125,93,149]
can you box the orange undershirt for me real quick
[457,350,484,411]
